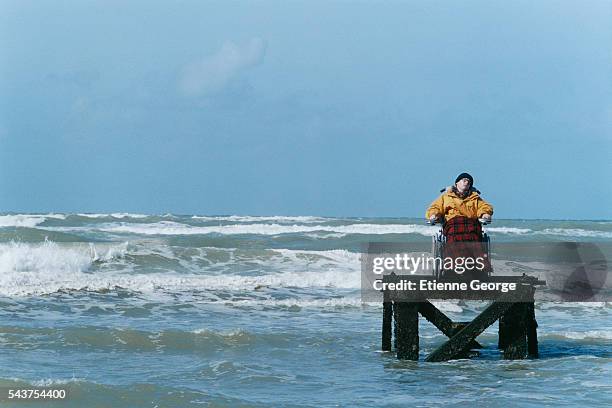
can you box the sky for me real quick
[1,0,611,218]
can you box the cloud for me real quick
[179,38,266,97]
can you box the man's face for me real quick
[455,178,471,193]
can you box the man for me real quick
[426,172,494,276]
[426,172,493,227]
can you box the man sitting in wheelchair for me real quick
[426,173,494,279]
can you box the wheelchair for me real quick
[430,218,492,280]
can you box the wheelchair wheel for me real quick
[482,232,492,276]
[432,233,445,279]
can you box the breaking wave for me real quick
[0,241,361,296]
[92,221,438,236]
[0,214,67,228]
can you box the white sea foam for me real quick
[0,269,362,297]
[76,213,149,219]
[31,377,85,386]
[0,241,93,295]
[0,241,129,296]
[2,377,85,386]
[191,328,251,336]
[215,297,372,308]
[95,221,611,239]
[486,227,532,235]
[546,330,612,340]
[89,242,129,262]
[92,221,438,236]
[0,214,66,228]
[0,242,361,296]
[471,226,612,238]
[191,215,330,223]
[304,232,347,239]
[270,248,361,266]
[538,301,611,310]
[535,228,612,239]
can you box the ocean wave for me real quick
[0,240,128,296]
[222,297,368,309]
[0,240,92,275]
[76,213,149,219]
[47,220,612,239]
[461,226,612,239]
[542,330,612,340]
[537,302,611,312]
[89,242,129,262]
[91,221,438,236]
[0,377,85,387]
[0,326,300,351]
[224,298,465,312]
[10,214,612,241]
[487,227,532,235]
[0,214,66,228]
[304,232,347,239]
[191,215,330,223]
[270,248,360,265]
[0,268,358,297]
[535,228,612,239]
[45,269,360,296]
[0,241,361,296]
[31,377,84,386]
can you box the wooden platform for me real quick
[381,274,544,361]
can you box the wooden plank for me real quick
[451,322,482,358]
[418,300,482,349]
[424,293,523,362]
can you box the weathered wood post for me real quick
[501,302,528,359]
[500,285,537,359]
[382,297,393,352]
[498,312,509,349]
[527,301,539,358]
[393,302,419,360]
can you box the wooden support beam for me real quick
[382,301,393,352]
[382,279,540,362]
[527,302,539,358]
[498,312,509,349]
[418,300,482,349]
[425,297,517,362]
[451,322,482,358]
[394,302,419,360]
[503,302,528,359]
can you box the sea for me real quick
[0,214,610,407]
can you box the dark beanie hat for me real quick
[455,172,473,186]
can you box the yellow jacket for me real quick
[425,187,493,222]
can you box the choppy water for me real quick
[0,213,611,407]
